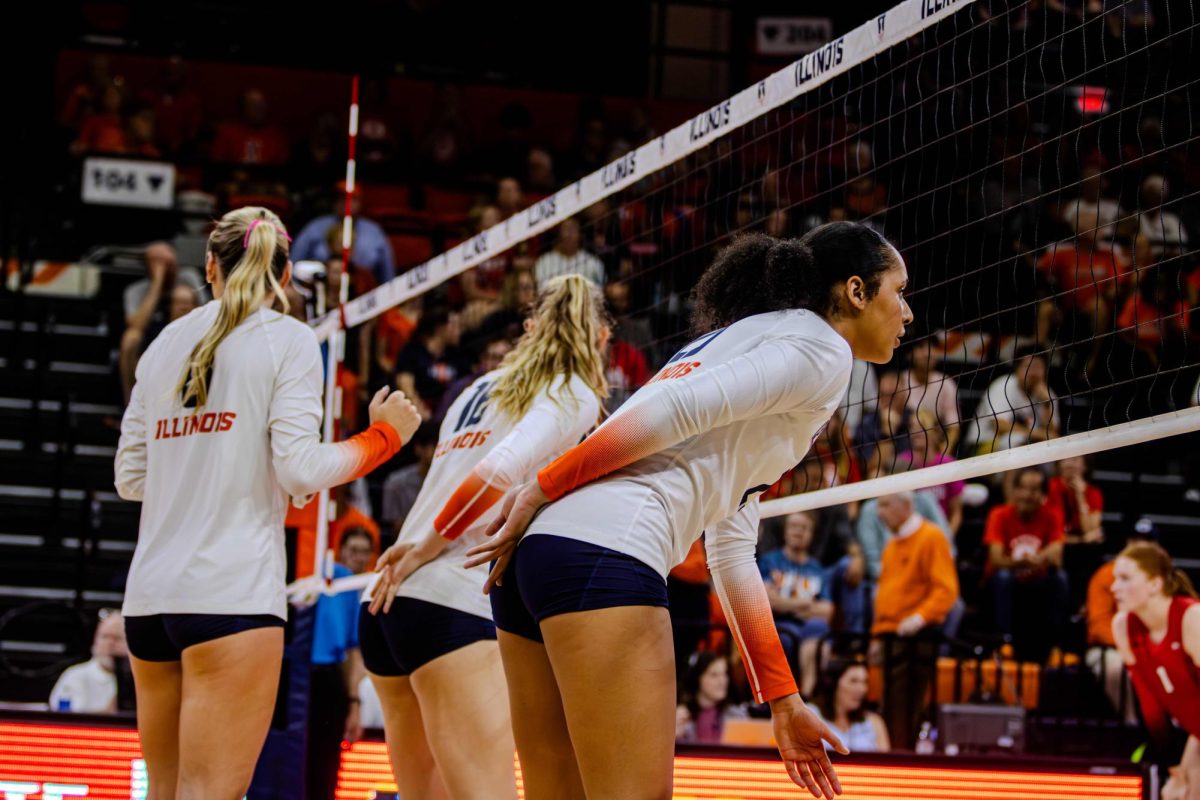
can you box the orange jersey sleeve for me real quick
[537,411,658,501]
[438,378,600,539]
[343,422,404,482]
[435,472,506,541]
[537,333,849,502]
[706,505,799,704]
[273,420,403,503]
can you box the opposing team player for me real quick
[467,222,912,799]
[115,207,420,800]
[1111,542,1200,800]
[362,274,608,800]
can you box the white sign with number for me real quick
[81,158,175,209]
[756,17,834,56]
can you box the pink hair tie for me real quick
[243,219,292,248]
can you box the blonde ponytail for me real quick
[489,274,608,420]
[176,207,291,408]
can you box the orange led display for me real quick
[0,722,146,799]
[0,721,1145,800]
[336,744,1143,800]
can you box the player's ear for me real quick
[842,276,868,313]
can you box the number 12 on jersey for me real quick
[665,328,725,365]
[453,382,491,433]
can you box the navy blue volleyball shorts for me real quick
[489,534,668,644]
[358,597,497,677]
[125,613,285,661]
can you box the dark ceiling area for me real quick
[22,1,655,93]
[12,1,898,94]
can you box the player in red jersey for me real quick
[1112,541,1200,800]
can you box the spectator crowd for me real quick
[38,0,1200,775]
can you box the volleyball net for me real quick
[296,0,1200,595]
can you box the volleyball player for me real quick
[114,207,421,800]
[1111,542,1200,800]
[467,222,912,799]
[360,274,607,800]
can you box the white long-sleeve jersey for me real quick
[116,302,402,620]
[529,308,852,702]
[369,369,600,619]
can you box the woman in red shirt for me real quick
[1047,456,1104,543]
[1048,455,1105,613]
[1112,542,1200,800]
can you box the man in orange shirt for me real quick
[871,491,959,749]
[985,468,1068,661]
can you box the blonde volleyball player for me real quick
[114,207,420,800]
[468,222,912,799]
[360,274,608,800]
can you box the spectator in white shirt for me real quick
[899,337,961,453]
[49,610,127,713]
[534,217,606,288]
[965,350,1059,455]
[1061,164,1126,247]
[1138,174,1189,259]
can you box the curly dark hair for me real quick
[689,221,897,335]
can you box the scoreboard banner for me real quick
[0,718,1143,800]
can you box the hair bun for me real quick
[767,239,813,271]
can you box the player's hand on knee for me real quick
[369,387,421,442]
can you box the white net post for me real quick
[310,76,359,589]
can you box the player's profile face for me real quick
[1111,556,1156,610]
[851,249,911,364]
